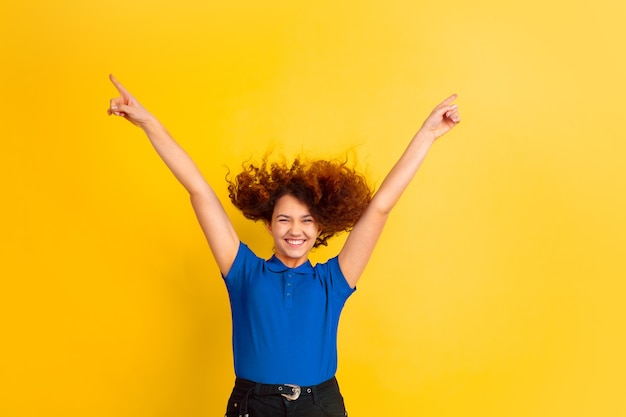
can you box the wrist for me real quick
[139,114,162,132]
[412,129,437,146]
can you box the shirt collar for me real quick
[266,255,315,275]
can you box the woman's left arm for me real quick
[338,94,461,288]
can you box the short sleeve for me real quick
[222,242,258,288]
[321,256,356,300]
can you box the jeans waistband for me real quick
[234,376,338,417]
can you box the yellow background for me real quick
[2,0,625,416]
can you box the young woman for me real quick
[107,74,460,417]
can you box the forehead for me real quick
[273,194,312,216]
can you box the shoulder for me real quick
[313,256,340,276]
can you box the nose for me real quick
[289,224,302,235]
[288,221,305,236]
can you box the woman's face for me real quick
[266,194,321,268]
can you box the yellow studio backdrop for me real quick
[1,0,625,416]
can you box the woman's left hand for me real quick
[419,94,461,141]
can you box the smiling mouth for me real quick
[286,239,305,245]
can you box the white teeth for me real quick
[286,239,304,245]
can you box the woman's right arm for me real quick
[107,74,239,275]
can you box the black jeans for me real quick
[224,377,348,417]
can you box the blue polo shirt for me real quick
[223,242,355,386]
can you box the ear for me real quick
[265,220,272,233]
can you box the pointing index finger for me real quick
[109,73,132,97]
[438,94,458,108]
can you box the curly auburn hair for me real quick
[227,155,373,247]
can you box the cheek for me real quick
[270,224,283,236]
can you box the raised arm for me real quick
[338,95,461,288]
[107,74,239,275]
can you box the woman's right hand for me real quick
[107,74,155,128]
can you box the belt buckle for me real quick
[280,384,301,401]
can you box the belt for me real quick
[235,377,336,417]
[255,382,310,400]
